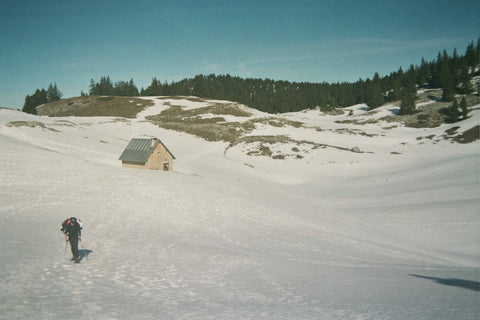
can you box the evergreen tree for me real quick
[143,78,162,96]
[365,74,384,109]
[442,75,455,102]
[22,88,48,114]
[458,66,473,94]
[405,65,418,93]
[417,58,430,87]
[460,97,469,119]
[465,40,479,69]
[100,76,115,95]
[399,89,416,115]
[89,76,139,96]
[449,98,460,122]
[47,82,63,102]
[127,78,139,96]
[192,75,208,97]
[22,95,36,115]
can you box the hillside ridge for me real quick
[11,91,478,165]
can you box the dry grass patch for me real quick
[442,125,480,144]
[51,120,77,127]
[37,96,153,118]
[250,117,303,128]
[335,118,380,125]
[209,103,252,117]
[147,105,247,143]
[5,121,62,132]
[6,121,46,128]
[227,134,363,159]
[146,105,290,143]
[453,125,480,144]
[157,96,207,103]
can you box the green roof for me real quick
[119,138,175,163]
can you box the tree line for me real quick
[139,38,478,115]
[23,39,479,117]
[22,82,63,115]
[87,76,139,97]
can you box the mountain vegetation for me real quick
[446,96,470,123]
[23,39,479,116]
[140,39,479,113]
[36,96,152,118]
[22,82,62,115]
[88,76,139,97]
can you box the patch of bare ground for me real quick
[335,118,380,125]
[419,125,480,144]
[147,103,372,159]
[146,104,254,143]
[51,120,77,127]
[380,103,448,128]
[333,128,382,137]
[453,125,480,143]
[442,125,480,144]
[322,108,345,116]
[37,96,153,118]
[381,91,479,128]
[5,121,61,132]
[146,105,300,143]
[250,117,303,128]
[6,121,46,128]
[156,96,206,103]
[225,135,368,160]
[416,135,436,141]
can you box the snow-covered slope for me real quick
[0,98,479,320]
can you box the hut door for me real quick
[163,162,169,171]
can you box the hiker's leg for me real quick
[71,239,79,259]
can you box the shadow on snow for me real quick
[78,249,92,262]
[409,274,479,292]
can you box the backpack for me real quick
[60,217,83,233]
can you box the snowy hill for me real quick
[1,97,479,319]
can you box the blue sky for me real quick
[1,0,479,109]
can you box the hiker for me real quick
[64,217,82,263]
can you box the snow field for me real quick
[0,100,479,319]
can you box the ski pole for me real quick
[64,241,67,255]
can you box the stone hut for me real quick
[119,138,175,171]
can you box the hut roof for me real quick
[119,138,175,164]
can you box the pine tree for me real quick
[399,89,416,115]
[365,75,384,109]
[127,78,139,96]
[449,98,460,122]
[458,66,473,94]
[405,65,417,90]
[442,75,455,102]
[391,79,402,101]
[100,76,114,95]
[417,58,430,87]
[22,95,36,115]
[22,88,48,114]
[465,41,479,69]
[460,97,469,120]
[89,79,96,95]
[47,82,63,102]
[192,75,207,97]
